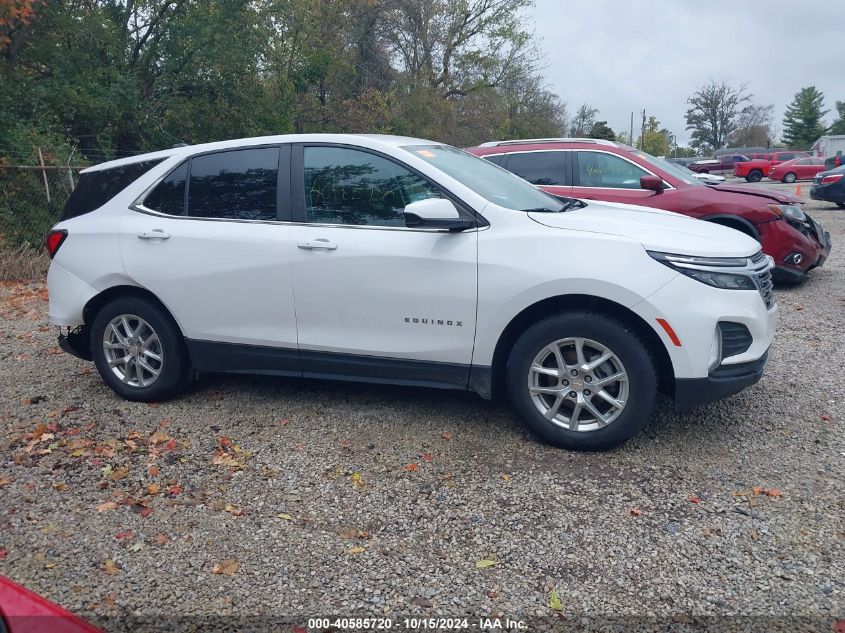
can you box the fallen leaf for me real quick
[820,414,832,422]
[475,559,498,569]
[146,483,161,495]
[351,472,364,486]
[280,418,290,426]
[102,559,120,575]
[218,436,233,450]
[688,496,701,504]
[224,503,245,516]
[148,465,159,478]
[751,485,764,496]
[294,627,307,633]
[629,508,642,517]
[115,530,133,540]
[548,587,563,611]
[130,503,153,518]
[164,439,178,452]
[422,452,433,462]
[276,513,293,521]
[129,542,144,552]
[96,501,118,513]
[500,473,511,481]
[0,476,12,486]
[403,463,419,472]
[441,432,453,440]
[346,546,366,555]
[109,467,129,481]
[166,484,181,496]
[51,483,67,492]
[211,559,239,576]
[336,528,370,540]
[763,488,782,498]
[0,548,8,560]
[154,533,168,545]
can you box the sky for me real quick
[531,0,844,145]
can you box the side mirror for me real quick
[640,175,666,192]
[404,198,473,231]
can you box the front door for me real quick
[288,144,478,388]
[122,146,299,371]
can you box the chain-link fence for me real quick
[0,163,82,279]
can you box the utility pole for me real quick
[640,110,646,150]
[38,147,51,204]
[630,112,634,147]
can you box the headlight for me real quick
[648,252,757,290]
[767,203,806,222]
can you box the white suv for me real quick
[46,134,777,450]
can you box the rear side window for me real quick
[61,159,163,220]
[142,148,280,220]
[505,152,565,186]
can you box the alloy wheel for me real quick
[102,314,164,388]
[527,337,629,432]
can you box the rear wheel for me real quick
[506,312,658,451]
[746,170,763,182]
[90,296,192,402]
[783,172,797,184]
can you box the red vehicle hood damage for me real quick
[711,185,802,204]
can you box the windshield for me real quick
[633,150,704,186]
[401,144,565,211]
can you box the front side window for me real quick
[188,148,279,220]
[577,151,649,189]
[505,152,565,186]
[304,147,441,227]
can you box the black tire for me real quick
[505,311,658,451]
[783,172,797,184]
[90,296,192,402]
[746,170,763,183]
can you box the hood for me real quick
[528,201,761,258]
[712,184,802,204]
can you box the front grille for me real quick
[750,251,775,309]
[719,322,752,359]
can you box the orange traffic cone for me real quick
[795,183,803,197]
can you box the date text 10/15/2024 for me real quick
[306,617,528,631]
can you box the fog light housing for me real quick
[784,252,803,265]
[708,327,722,372]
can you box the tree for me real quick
[685,81,750,152]
[827,101,845,135]
[569,104,598,137]
[587,120,615,140]
[728,104,774,148]
[635,116,673,156]
[782,87,828,148]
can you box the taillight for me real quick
[44,229,68,259]
[821,174,843,185]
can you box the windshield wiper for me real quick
[522,198,586,213]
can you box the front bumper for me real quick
[760,215,832,283]
[674,351,769,411]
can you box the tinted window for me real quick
[304,147,442,226]
[505,152,564,186]
[778,153,796,161]
[188,148,279,221]
[482,154,506,166]
[62,159,163,220]
[144,162,187,215]
[577,152,648,188]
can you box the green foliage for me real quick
[685,81,750,152]
[587,121,615,141]
[828,101,845,135]
[569,104,598,137]
[781,87,828,149]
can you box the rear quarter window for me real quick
[61,159,164,221]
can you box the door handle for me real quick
[137,230,170,240]
[297,239,337,251]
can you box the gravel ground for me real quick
[1,189,843,632]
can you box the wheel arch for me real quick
[82,285,186,337]
[485,294,675,400]
[701,214,760,241]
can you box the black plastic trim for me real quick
[184,339,485,393]
[674,350,768,411]
[57,327,93,361]
[700,214,760,241]
[277,144,292,222]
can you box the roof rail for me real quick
[478,138,618,148]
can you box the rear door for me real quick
[287,144,478,387]
[122,145,299,370]
[499,150,571,198]
[570,150,667,204]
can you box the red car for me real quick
[0,575,101,633]
[734,151,810,182]
[466,138,831,284]
[767,157,826,183]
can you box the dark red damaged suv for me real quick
[466,138,832,284]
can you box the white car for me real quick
[46,134,777,450]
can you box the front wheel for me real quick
[90,296,192,402]
[783,172,797,184]
[746,170,763,182]
[506,312,658,451]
